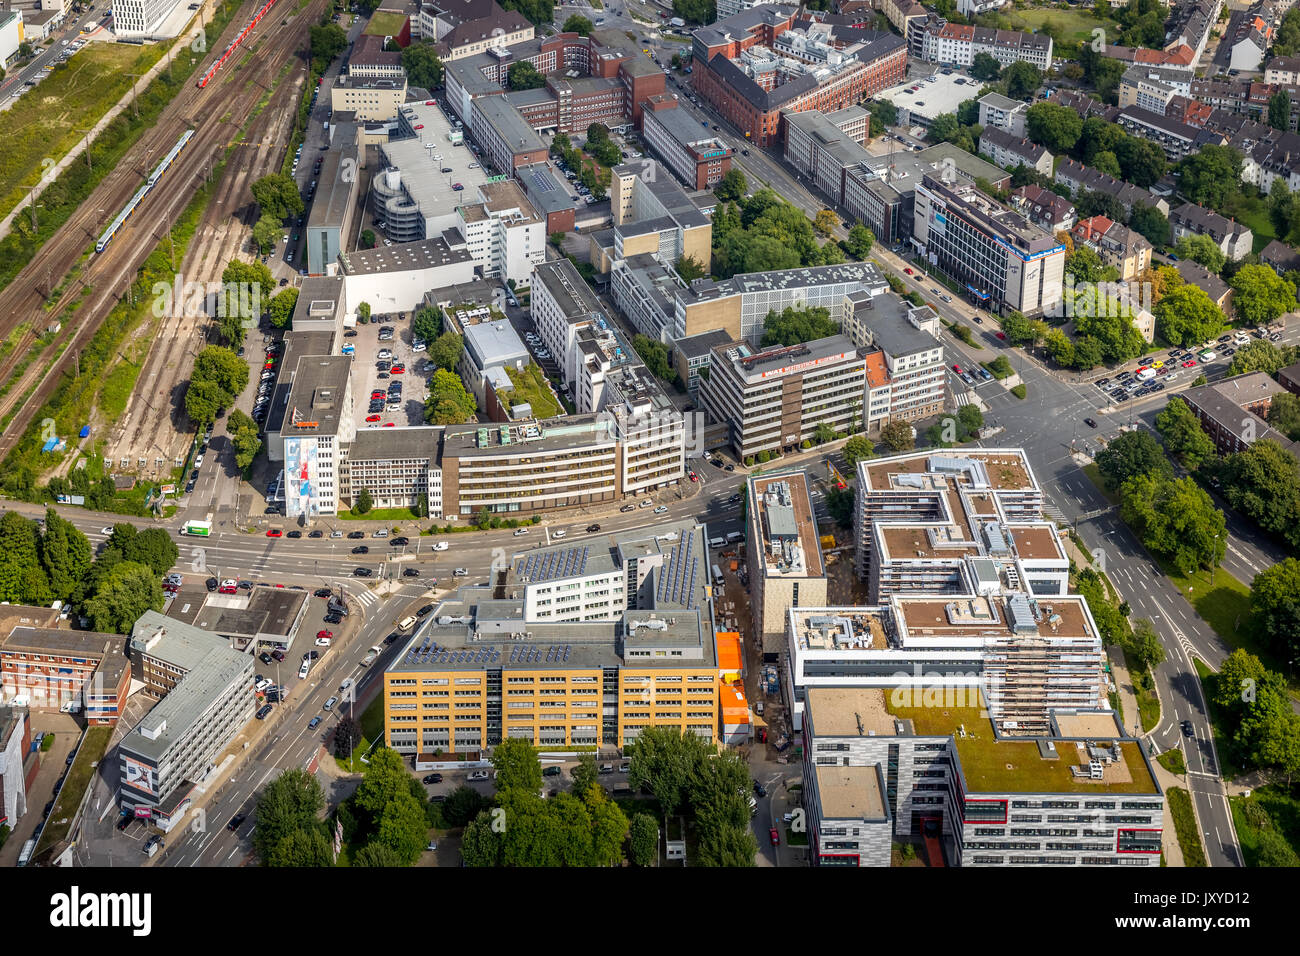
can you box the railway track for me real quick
[0,0,327,464]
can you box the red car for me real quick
[391,366,405,375]
[769,827,780,846]
[266,529,283,537]
[371,390,386,400]
[995,332,1006,340]
[365,414,381,422]
[1182,359,1197,368]
[414,124,424,130]
[952,363,962,373]
[689,471,698,482]
[316,629,333,640]
[904,267,914,275]
[382,422,396,427]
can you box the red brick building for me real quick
[690,7,906,146]
[1,625,131,725]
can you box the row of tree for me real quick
[711,188,847,278]
[0,511,176,633]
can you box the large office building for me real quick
[673,262,889,344]
[610,253,688,343]
[800,686,1163,866]
[382,520,719,752]
[111,0,181,37]
[691,5,907,146]
[912,175,1065,318]
[640,95,734,190]
[330,75,409,122]
[744,471,828,653]
[454,179,546,288]
[1,624,130,725]
[843,291,947,429]
[306,141,362,277]
[608,161,713,271]
[118,612,255,830]
[699,334,868,461]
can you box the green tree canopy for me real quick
[1026,102,1083,154]
[251,214,281,256]
[401,42,444,89]
[267,287,298,330]
[842,435,874,468]
[1177,145,1244,209]
[84,561,162,633]
[423,369,477,425]
[1153,284,1224,347]
[250,174,305,223]
[1003,61,1042,100]
[429,331,463,372]
[1097,429,1171,490]
[1174,234,1227,273]
[563,13,593,34]
[1220,439,1300,551]
[254,769,326,865]
[1250,557,1300,662]
[491,738,543,793]
[1118,472,1227,574]
[880,420,914,452]
[39,509,92,604]
[1155,397,1215,470]
[0,512,51,605]
[970,51,1001,80]
[760,306,837,347]
[507,60,546,91]
[628,812,659,866]
[412,306,443,343]
[1231,265,1297,325]
[843,223,875,259]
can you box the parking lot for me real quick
[1092,326,1284,406]
[345,314,432,429]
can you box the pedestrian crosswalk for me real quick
[344,586,380,608]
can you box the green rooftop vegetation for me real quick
[885,689,1158,795]
[500,363,561,420]
[364,11,408,37]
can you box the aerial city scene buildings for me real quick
[0,0,1292,909]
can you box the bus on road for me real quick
[182,520,212,537]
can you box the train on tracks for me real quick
[94,129,195,254]
[196,0,280,89]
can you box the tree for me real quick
[0,512,51,605]
[1211,649,1269,718]
[1097,429,1171,490]
[308,22,347,72]
[374,791,428,866]
[843,224,875,259]
[672,0,715,24]
[1250,557,1300,661]
[39,509,92,603]
[627,726,712,818]
[251,214,281,256]
[428,331,463,371]
[1155,397,1215,470]
[491,738,543,794]
[671,52,682,70]
[1004,61,1042,100]
[423,369,477,424]
[1125,618,1166,672]
[357,302,371,324]
[354,748,412,821]
[633,334,674,380]
[628,812,658,866]
[401,42,444,90]
[354,488,373,515]
[714,168,747,202]
[1228,341,1295,377]
[1118,473,1227,575]
[881,420,914,452]
[571,752,599,796]
[228,410,263,472]
[563,13,593,34]
[1065,246,1107,284]
[760,306,838,347]
[1177,145,1244,209]
[1026,102,1082,154]
[1231,265,1297,325]
[813,208,839,236]
[1276,7,1300,57]
[442,785,492,828]
[460,811,502,866]
[1268,391,1300,441]
[1153,284,1224,347]
[262,288,297,332]
[333,716,363,758]
[676,254,708,282]
[1270,89,1292,132]
[84,561,162,633]
[265,826,333,867]
[1174,234,1227,273]
[842,435,874,468]
[970,52,1001,81]
[353,843,404,867]
[1091,150,1121,178]
[1128,204,1170,247]
[195,345,249,397]
[360,229,376,249]
[501,0,555,26]
[250,174,305,223]
[412,306,442,344]
[584,785,630,866]
[1221,439,1300,551]
[1074,188,1125,223]
[1256,827,1300,866]
[253,769,326,865]
[1114,134,1167,188]
[1044,327,1074,367]
[507,60,546,91]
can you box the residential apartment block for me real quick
[1071,215,1152,281]
[920,22,1053,71]
[978,127,1052,177]
[1170,202,1255,261]
[977,92,1028,138]
[1180,372,1300,458]
[844,291,947,429]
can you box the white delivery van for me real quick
[712,564,724,586]
[709,536,725,549]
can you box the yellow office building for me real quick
[384,521,720,753]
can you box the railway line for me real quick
[0,0,328,466]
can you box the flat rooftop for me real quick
[308,149,357,232]
[884,690,1159,795]
[192,588,307,639]
[338,236,473,276]
[1007,524,1066,562]
[280,355,352,438]
[533,258,604,322]
[748,470,825,579]
[891,593,1096,642]
[1,626,119,657]
[816,764,888,820]
[473,95,544,155]
[791,610,890,654]
[861,450,1036,495]
[879,72,987,121]
[879,524,981,562]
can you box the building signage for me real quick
[759,351,853,379]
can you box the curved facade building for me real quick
[369,168,425,243]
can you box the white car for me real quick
[467,770,490,781]
[513,527,529,536]
[194,454,204,467]
[100,526,114,535]
[315,637,332,647]
[552,529,567,539]
[431,541,449,551]
[339,678,353,693]
[654,505,669,514]
[255,678,272,691]
[639,499,653,508]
